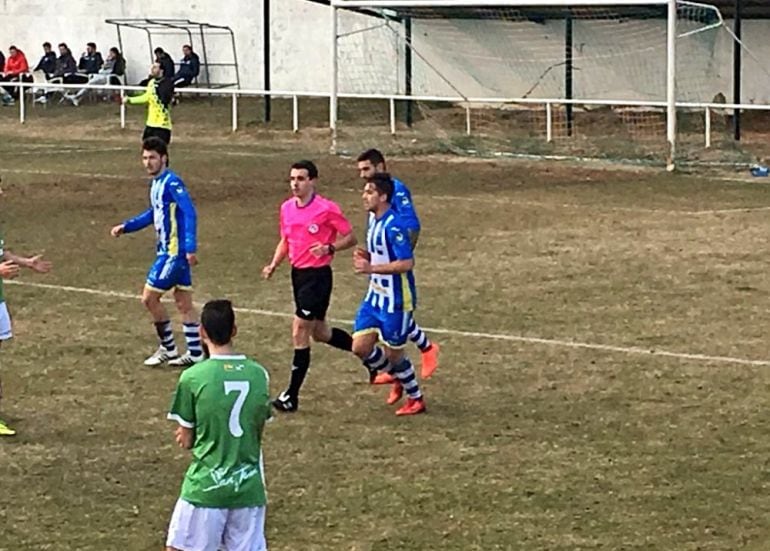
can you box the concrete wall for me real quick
[0,1,768,104]
[0,0,331,91]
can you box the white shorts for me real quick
[0,302,12,341]
[166,499,267,551]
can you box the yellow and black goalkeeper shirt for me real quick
[128,77,174,130]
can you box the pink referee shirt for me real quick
[280,194,353,269]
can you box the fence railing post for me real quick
[232,93,238,132]
[389,98,396,135]
[19,82,25,124]
[546,102,553,142]
[704,107,711,148]
[465,104,471,136]
[120,86,126,129]
[292,95,299,133]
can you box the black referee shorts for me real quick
[291,266,333,321]
[142,126,172,145]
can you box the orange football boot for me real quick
[395,397,426,416]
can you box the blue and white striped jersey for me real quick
[123,169,197,256]
[363,208,417,313]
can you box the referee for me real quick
[262,160,358,412]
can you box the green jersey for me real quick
[168,354,271,508]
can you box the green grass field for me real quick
[0,102,770,550]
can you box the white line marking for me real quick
[7,279,769,367]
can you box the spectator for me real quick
[33,42,57,76]
[35,43,77,104]
[78,42,103,75]
[52,43,77,79]
[172,44,200,88]
[154,47,175,84]
[0,50,5,76]
[1,46,30,104]
[65,47,126,106]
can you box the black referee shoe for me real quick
[272,391,298,413]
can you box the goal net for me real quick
[331,0,770,167]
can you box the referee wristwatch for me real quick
[328,244,336,255]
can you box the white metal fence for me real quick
[4,80,770,153]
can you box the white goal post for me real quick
[329,0,678,169]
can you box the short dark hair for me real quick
[142,136,168,157]
[291,160,318,180]
[9,46,17,52]
[58,43,68,50]
[87,42,96,49]
[43,42,51,48]
[183,44,192,50]
[201,300,236,346]
[357,148,386,166]
[368,172,394,203]
[154,47,164,55]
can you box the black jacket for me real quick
[176,52,200,79]
[78,51,104,74]
[156,53,175,80]
[34,51,56,75]
[53,52,77,77]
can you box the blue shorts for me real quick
[146,255,192,293]
[353,301,413,348]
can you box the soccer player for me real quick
[262,160,357,412]
[0,180,53,436]
[353,173,426,416]
[356,148,439,383]
[165,299,271,551]
[110,137,202,367]
[123,62,174,145]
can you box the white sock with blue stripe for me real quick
[408,318,432,352]
[363,346,392,373]
[183,322,204,358]
[392,357,421,400]
[154,321,177,353]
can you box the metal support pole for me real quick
[546,102,553,142]
[733,0,742,141]
[404,17,413,127]
[565,12,573,137]
[264,0,272,123]
[666,0,677,171]
[330,6,339,152]
[704,107,711,148]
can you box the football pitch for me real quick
[1,103,770,550]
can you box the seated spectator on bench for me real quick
[1,46,31,105]
[53,43,77,79]
[77,42,103,78]
[34,43,77,104]
[65,47,126,106]
[173,45,200,88]
[33,42,57,77]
